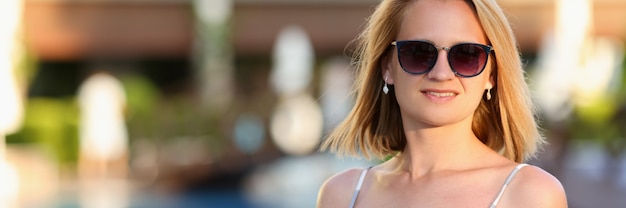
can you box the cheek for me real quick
[391,71,425,109]
[461,78,489,99]
[390,66,413,91]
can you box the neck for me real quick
[392,124,491,178]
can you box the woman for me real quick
[317,0,568,207]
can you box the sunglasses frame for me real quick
[391,40,494,78]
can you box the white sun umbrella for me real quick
[533,0,593,122]
[77,72,129,208]
[77,72,128,168]
[0,0,24,201]
[0,0,24,155]
[0,0,24,207]
[269,25,323,156]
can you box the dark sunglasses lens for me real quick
[448,44,488,76]
[398,41,437,74]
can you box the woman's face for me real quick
[385,0,494,129]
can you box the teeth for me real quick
[427,91,455,97]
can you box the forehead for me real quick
[397,0,487,45]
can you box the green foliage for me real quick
[6,97,79,166]
[567,49,626,157]
[121,73,159,118]
[120,73,160,140]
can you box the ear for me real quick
[380,54,394,85]
[486,74,495,90]
[383,69,395,85]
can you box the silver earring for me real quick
[486,88,492,100]
[383,76,389,94]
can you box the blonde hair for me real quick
[320,0,543,163]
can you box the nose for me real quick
[426,48,455,81]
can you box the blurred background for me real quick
[1,0,625,207]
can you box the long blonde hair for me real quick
[320,0,543,163]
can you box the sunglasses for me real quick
[391,40,494,77]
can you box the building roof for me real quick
[22,0,626,59]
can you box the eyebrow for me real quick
[396,38,487,47]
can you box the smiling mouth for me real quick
[425,91,456,97]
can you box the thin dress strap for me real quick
[489,163,529,208]
[349,167,372,208]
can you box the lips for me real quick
[421,89,458,101]
[425,91,456,97]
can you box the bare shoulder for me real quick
[317,167,366,208]
[500,164,568,208]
